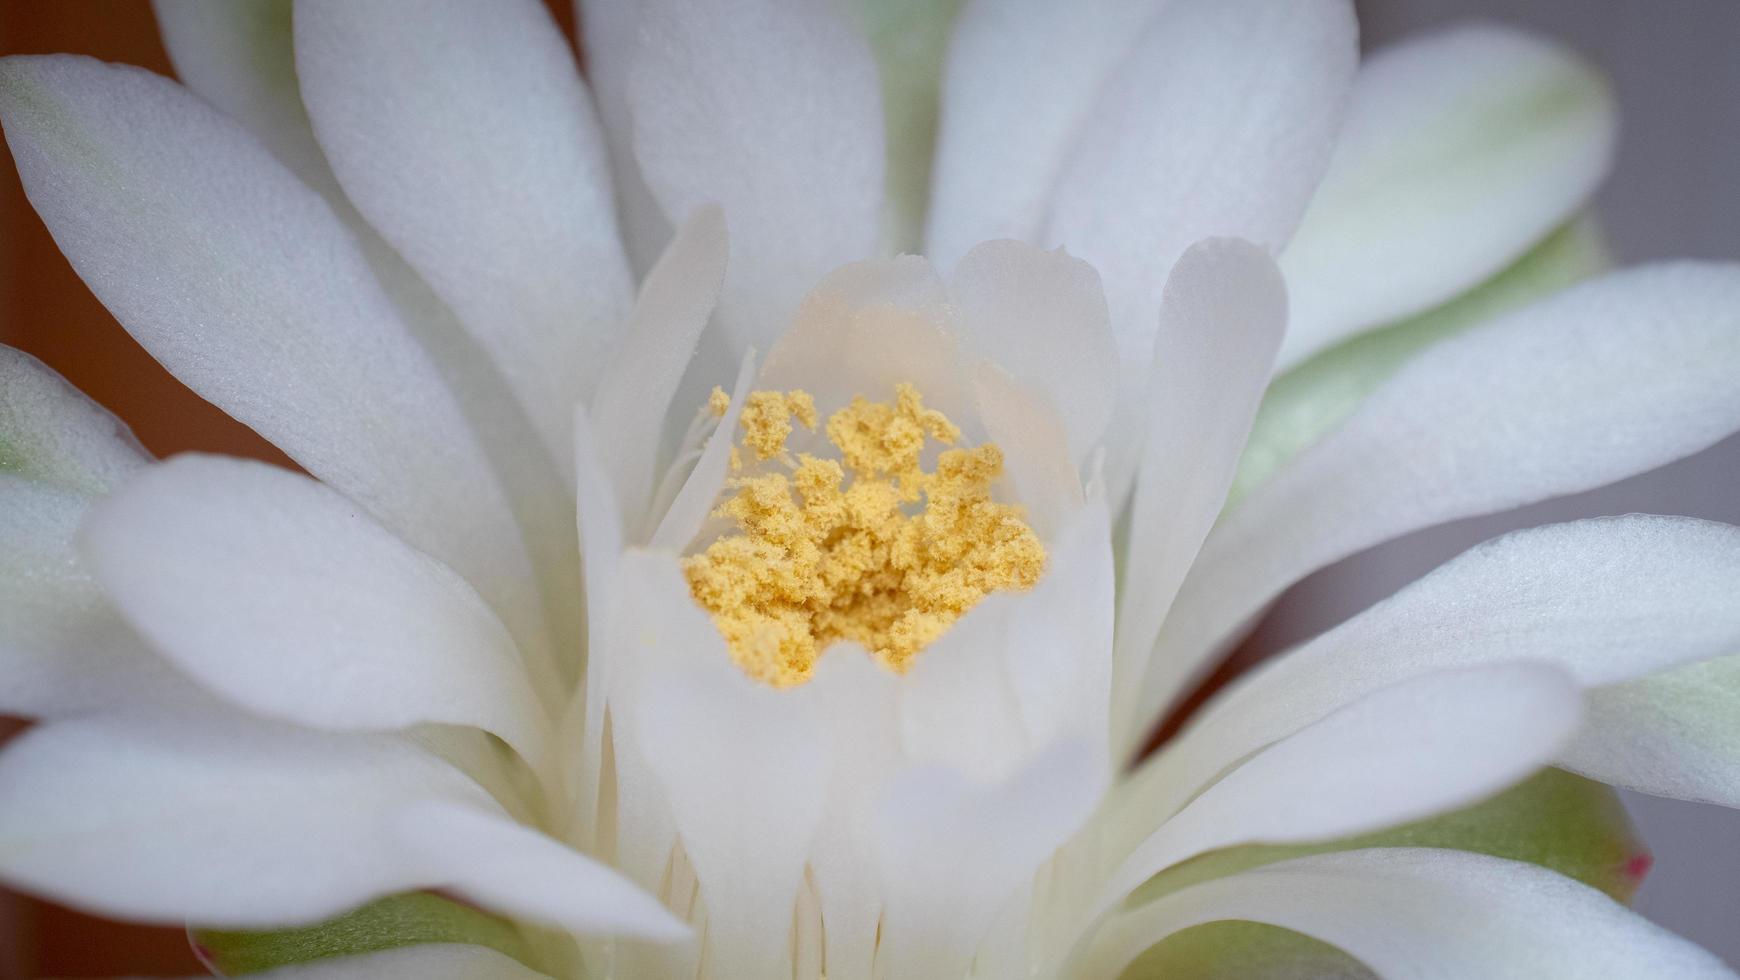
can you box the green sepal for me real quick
[1230,217,1610,508]
[1119,768,1646,978]
[1121,921,1375,980]
[192,891,539,976]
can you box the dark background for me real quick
[2,0,1736,974]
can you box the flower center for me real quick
[684,383,1047,687]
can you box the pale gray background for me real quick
[1272,0,1740,962]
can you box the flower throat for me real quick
[684,383,1046,688]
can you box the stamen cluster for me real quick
[684,384,1047,686]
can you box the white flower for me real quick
[1,1,1738,978]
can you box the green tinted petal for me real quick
[193,891,539,976]
[1119,768,1645,979]
[1230,217,1609,508]
[847,0,965,251]
[0,346,146,494]
[1566,653,1740,807]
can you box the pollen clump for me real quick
[683,383,1046,688]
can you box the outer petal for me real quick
[0,350,203,718]
[576,0,671,274]
[1122,515,1740,844]
[627,0,884,355]
[294,0,632,469]
[1098,663,1582,915]
[951,240,1118,464]
[1081,848,1734,980]
[1115,240,1285,748]
[152,1,583,691]
[0,55,552,689]
[0,346,144,493]
[390,800,684,943]
[1042,0,1356,364]
[80,455,551,772]
[151,0,331,194]
[0,478,199,718]
[926,0,1168,268]
[1562,655,1740,807]
[1146,262,1740,719]
[0,710,679,941]
[1234,217,1608,505]
[1278,24,1618,368]
[241,944,554,980]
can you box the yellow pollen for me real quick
[683,383,1047,687]
[707,385,731,418]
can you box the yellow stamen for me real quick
[683,383,1046,687]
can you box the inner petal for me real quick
[684,383,1047,687]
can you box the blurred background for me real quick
[1,0,1736,975]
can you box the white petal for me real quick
[627,0,884,355]
[0,55,550,686]
[1119,515,1740,849]
[591,205,728,535]
[897,596,1033,785]
[926,0,1167,268]
[0,710,487,926]
[1081,848,1734,980]
[391,799,686,942]
[243,944,553,980]
[1099,663,1582,915]
[0,351,175,718]
[624,554,829,977]
[1114,240,1285,748]
[1235,216,1610,506]
[803,652,902,980]
[951,240,1118,464]
[0,477,200,718]
[973,364,1081,541]
[757,256,971,429]
[153,3,581,696]
[1561,654,1740,807]
[0,709,679,940]
[1278,24,1618,368]
[1147,262,1740,719]
[1000,485,1116,756]
[0,346,145,493]
[577,0,672,274]
[565,405,625,851]
[595,556,682,909]
[151,0,333,194]
[294,0,631,469]
[893,466,1109,782]
[80,455,551,772]
[648,349,756,552]
[874,739,1102,980]
[1043,0,1356,365]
